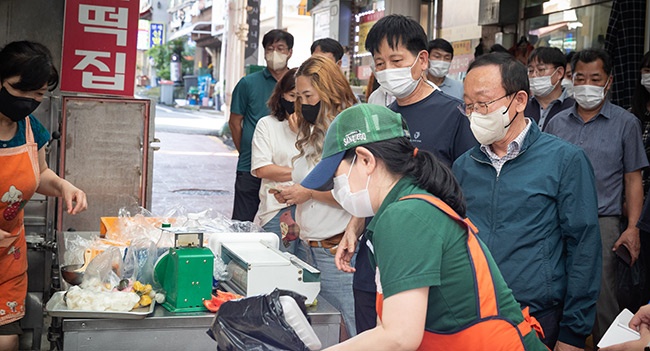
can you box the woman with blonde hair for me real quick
[274,55,359,337]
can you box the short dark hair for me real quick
[0,40,59,91]
[365,14,428,57]
[310,38,344,62]
[267,68,297,121]
[565,51,576,68]
[489,44,509,54]
[467,52,529,95]
[428,39,454,58]
[571,49,612,76]
[527,47,566,69]
[262,29,294,50]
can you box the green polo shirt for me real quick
[366,177,547,349]
[231,68,278,172]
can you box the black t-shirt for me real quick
[354,90,478,292]
[389,89,477,166]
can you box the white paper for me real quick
[597,309,641,348]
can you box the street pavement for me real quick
[150,104,238,219]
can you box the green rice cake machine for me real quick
[154,230,214,312]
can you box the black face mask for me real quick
[0,87,41,122]
[279,97,295,115]
[301,101,321,125]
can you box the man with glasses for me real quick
[524,47,575,131]
[546,49,649,344]
[452,53,601,351]
[228,29,293,221]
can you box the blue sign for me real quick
[150,23,164,47]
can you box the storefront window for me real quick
[525,1,612,53]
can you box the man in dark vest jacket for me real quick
[524,47,575,131]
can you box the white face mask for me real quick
[374,54,421,99]
[529,68,559,97]
[561,78,573,96]
[641,73,650,93]
[573,78,610,110]
[428,59,451,78]
[468,101,515,145]
[265,50,289,71]
[332,156,375,218]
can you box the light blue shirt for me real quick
[535,88,569,130]
[546,100,649,216]
[438,76,464,100]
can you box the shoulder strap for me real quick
[399,194,499,318]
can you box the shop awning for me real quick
[528,21,583,37]
[168,21,213,41]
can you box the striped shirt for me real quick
[480,119,532,176]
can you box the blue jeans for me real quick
[261,206,298,254]
[296,240,357,337]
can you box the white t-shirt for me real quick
[367,86,396,106]
[292,148,350,241]
[250,116,299,226]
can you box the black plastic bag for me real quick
[207,289,311,351]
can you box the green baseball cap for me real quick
[301,104,410,190]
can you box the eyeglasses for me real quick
[527,65,555,77]
[264,45,289,54]
[458,94,512,117]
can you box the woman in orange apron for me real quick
[301,104,548,350]
[0,41,87,351]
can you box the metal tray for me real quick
[45,291,155,319]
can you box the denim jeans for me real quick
[261,206,298,254]
[296,240,357,337]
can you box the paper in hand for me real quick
[597,309,641,348]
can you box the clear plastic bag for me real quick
[122,238,158,285]
[81,246,124,291]
[213,253,232,282]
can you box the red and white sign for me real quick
[61,0,139,96]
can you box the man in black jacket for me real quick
[524,47,574,131]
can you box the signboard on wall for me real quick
[137,20,150,50]
[313,9,330,40]
[357,10,384,55]
[244,0,260,66]
[61,0,139,96]
[150,23,164,47]
[449,39,474,77]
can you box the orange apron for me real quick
[375,194,546,351]
[0,118,40,326]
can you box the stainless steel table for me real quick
[61,296,341,350]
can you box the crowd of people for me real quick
[2,13,649,351]
[228,13,650,351]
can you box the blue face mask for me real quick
[0,86,41,122]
